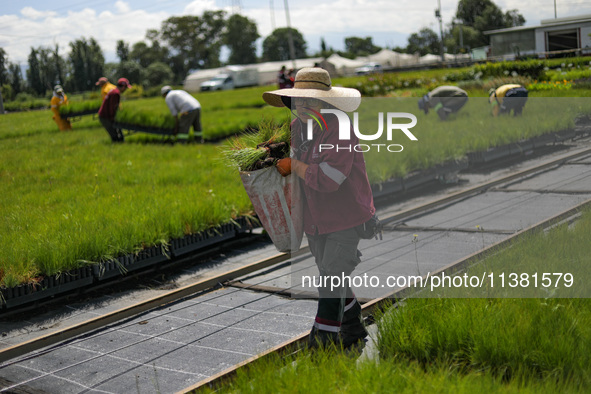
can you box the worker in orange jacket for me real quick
[95,77,117,101]
[50,85,72,131]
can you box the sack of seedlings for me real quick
[223,122,303,252]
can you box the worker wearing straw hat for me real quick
[263,68,377,350]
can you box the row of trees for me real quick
[405,0,525,56]
[0,0,524,99]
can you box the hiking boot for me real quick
[308,327,341,349]
[340,317,368,349]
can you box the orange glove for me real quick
[276,158,291,177]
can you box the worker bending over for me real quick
[418,85,468,120]
[489,84,528,116]
[161,86,202,143]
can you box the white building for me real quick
[485,14,591,59]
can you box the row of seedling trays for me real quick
[60,102,176,135]
[0,219,250,310]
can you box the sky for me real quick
[1,0,590,65]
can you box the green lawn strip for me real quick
[0,127,251,287]
[378,298,590,389]
[377,210,591,388]
[196,349,572,394]
[197,212,591,394]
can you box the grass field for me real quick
[197,210,591,393]
[1,69,590,287]
[0,127,252,287]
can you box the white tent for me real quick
[322,54,365,76]
[418,53,471,65]
[254,57,324,86]
[366,49,418,68]
[419,54,443,64]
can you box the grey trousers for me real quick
[307,227,362,329]
[178,108,202,140]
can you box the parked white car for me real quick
[200,74,234,91]
[355,62,382,75]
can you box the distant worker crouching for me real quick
[161,86,202,143]
[489,84,528,117]
[98,78,132,143]
[418,86,468,120]
[50,85,72,131]
[95,77,117,101]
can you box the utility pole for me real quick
[0,90,4,115]
[554,0,557,18]
[283,0,297,69]
[436,0,445,62]
[455,19,464,53]
[270,0,276,31]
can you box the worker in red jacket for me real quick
[264,68,377,350]
[98,78,132,142]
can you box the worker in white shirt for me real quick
[161,86,202,143]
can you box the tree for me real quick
[473,4,506,33]
[116,40,130,62]
[117,60,143,85]
[129,41,163,68]
[317,37,334,58]
[456,0,494,26]
[455,0,525,46]
[445,23,481,53]
[406,28,440,56]
[143,62,174,86]
[504,10,525,27]
[0,48,8,85]
[344,37,381,58]
[26,45,68,93]
[159,11,226,78]
[8,62,23,96]
[68,37,105,91]
[224,14,259,65]
[262,28,307,61]
[27,48,44,95]
[52,44,67,87]
[37,47,56,91]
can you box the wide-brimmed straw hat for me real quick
[263,68,361,112]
